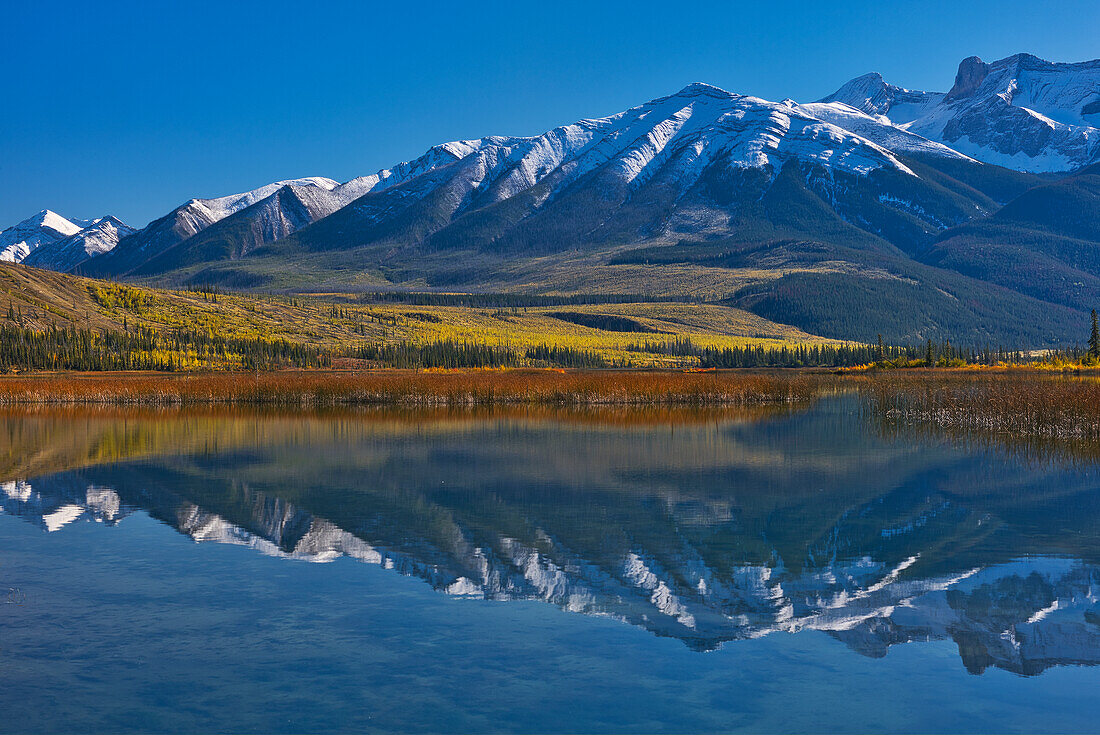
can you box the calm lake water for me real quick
[3,395,1100,733]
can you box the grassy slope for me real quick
[0,262,833,367]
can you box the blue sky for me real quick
[3,0,1098,228]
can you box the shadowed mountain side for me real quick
[920,163,1100,312]
[138,155,994,280]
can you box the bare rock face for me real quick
[823,53,1100,172]
[942,97,1054,158]
[945,55,992,102]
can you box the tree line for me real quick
[4,318,1100,373]
[348,341,608,369]
[0,324,330,372]
[626,336,1034,368]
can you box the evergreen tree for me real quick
[1089,310,1100,359]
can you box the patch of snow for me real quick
[42,504,84,533]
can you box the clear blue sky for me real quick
[3,0,1098,228]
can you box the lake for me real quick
[3,395,1100,733]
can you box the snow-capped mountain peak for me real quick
[793,101,975,162]
[674,81,737,98]
[36,209,88,235]
[819,72,943,123]
[23,214,136,272]
[399,80,923,205]
[184,177,341,224]
[0,209,90,263]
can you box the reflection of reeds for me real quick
[0,370,821,407]
[0,400,802,431]
[0,399,813,484]
[863,373,1100,464]
[873,412,1100,468]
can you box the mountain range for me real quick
[5,52,1100,345]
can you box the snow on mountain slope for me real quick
[24,215,136,272]
[0,210,89,263]
[162,178,340,245]
[590,82,917,180]
[216,175,386,245]
[953,54,1100,128]
[823,54,1100,172]
[85,177,346,273]
[333,82,923,238]
[163,152,496,247]
[188,177,339,223]
[99,83,939,278]
[86,147,494,276]
[553,82,919,184]
[792,101,973,161]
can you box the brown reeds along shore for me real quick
[0,369,819,407]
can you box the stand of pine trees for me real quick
[0,324,173,371]
[349,340,520,369]
[0,324,331,372]
[627,337,1030,368]
[524,345,608,368]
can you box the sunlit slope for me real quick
[0,262,831,360]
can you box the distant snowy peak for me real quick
[0,210,88,263]
[634,83,920,177]
[24,215,135,272]
[87,177,361,274]
[819,73,943,124]
[823,53,1100,172]
[585,81,920,180]
[188,178,386,255]
[166,177,342,242]
[187,177,341,223]
[94,157,487,275]
[907,54,1100,172]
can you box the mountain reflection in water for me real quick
[4,397,1100,677]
